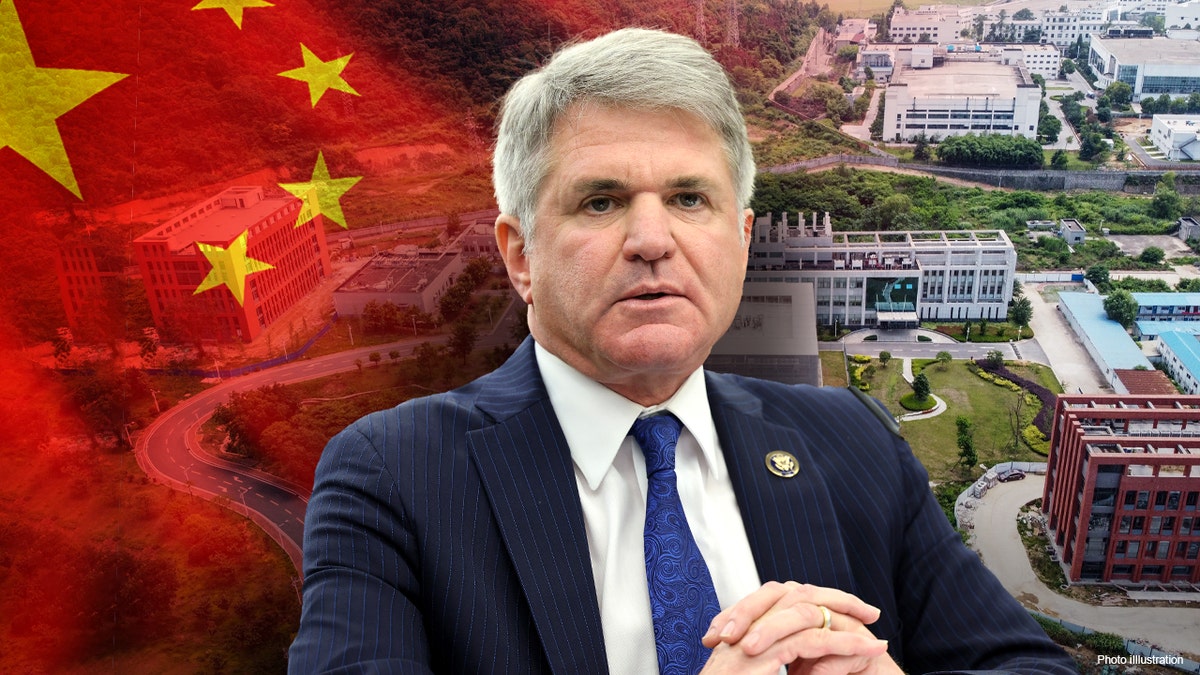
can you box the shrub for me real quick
[1022,424,1050,455]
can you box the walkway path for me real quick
[973,475,1200,656]
[896,357,947,421]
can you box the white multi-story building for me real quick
[998,44,1063,79]
[745,213,1017,326]
[1040,8,1114,49]
[889,6,963,43]
[1089,36,1200,99]
[1167,0,1200,28]
[882,60,1042,142]
[1149,114,1200,159]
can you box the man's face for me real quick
[496,103,753,403]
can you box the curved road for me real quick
[134,293,523,573]
[974,475,1200,656]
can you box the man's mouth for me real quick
[633,293,668,301]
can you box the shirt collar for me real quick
[534,342,723,491]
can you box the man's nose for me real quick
[621,196,677,262]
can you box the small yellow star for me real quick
[194,230,274,305]
[190,0,274,29]
[278,44,359,108]
[0,0,127,199]
[279,151,361,229]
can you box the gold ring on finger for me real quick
[818,604,832,630]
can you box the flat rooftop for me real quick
[1093,36,1200,65]
[337,251,457,295]
[1155,115,1200,132]
[136,187,298,251]
[894,61,1029,97]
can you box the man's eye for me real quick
[674,193,704,208]
[584,197,614,213]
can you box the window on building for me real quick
[1155,491,1168,510]
[1163,517,1176,535]
[1137,491,1150,509]
[1123,490,1137,509]
[1188,542,1200,560]
[1146,540,1158,558]
[1183,517,1193,535]
[1150,516,1162,535]
[1119,516,1131,533]
[1188,492,1199,511]
[1132,516,1145,534]
[1115,540,1128,557]
[1157,541,1170,560]
[1168,491,1181,510]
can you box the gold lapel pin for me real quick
[764,451,799,478]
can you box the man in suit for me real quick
[289,28,1077,674]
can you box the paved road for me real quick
[135,292,523,574]
[1024,283,1112,394]
[973,475,1200,656]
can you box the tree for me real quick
[1151,174,1182,220]
[1139,246,1165,264]
[935,351,953,369]
[1105,81,1132,107]
[1085,264,1110,288]
[389,349,401,365]
[978,318,989,336]
[986,350,1005,368]
[956,416,978,468]
[879,351,892,367]
[962,319,973,341]
[912,372,931,401]
[912,133,931,161]
[1038,115,1062,144]
[1103,289,1139,328]
[369,351,382,367]
[1010,296,1033,331]
[1051,149,1069,169]
[449,320,478,362]
[1013,8,1034,20]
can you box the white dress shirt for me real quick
[535,344,763,674]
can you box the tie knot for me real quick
[631,413,682,475]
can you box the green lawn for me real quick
[859,359,1055,481]
[820,350,849,387]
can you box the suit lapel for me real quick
[707,375,856,592]
[467,339,608,673]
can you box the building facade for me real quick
[889,6,963,44]
[133,186,332,343]
[1088,36,1200,100]
[882,61,1042,142]
[1149,114,1200,160]
[1039,9,1113,49]
[1166,0,1200,28]
[746,213,1016,326]
[1043,395,1200,584]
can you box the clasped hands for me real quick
[700,581,903,675]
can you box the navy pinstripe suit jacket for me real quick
[289,338,1076,674]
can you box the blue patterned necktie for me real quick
[631,413,721,675]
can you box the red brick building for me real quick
[1043,395,1200,584]
[133,186,332,343]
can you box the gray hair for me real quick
[492,28,755,247]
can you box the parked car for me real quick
[997,468,1027,482]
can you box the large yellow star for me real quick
[194,230,274,306]
[278,44,359,108]
[191,0,274,29]
[279,151,361,229]
[0,0,127,199]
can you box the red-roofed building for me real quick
[132,186,332,343]
[1114,369,1180,396]
[1043,395,1200,584]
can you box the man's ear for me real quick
[495,214,533,304]
[741,209,754,251]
